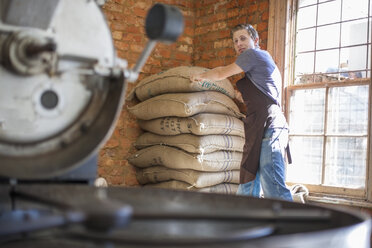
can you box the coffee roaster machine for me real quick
[0,1,370,247]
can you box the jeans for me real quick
[236,127,293,201]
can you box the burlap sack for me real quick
[135,132,245,154]
[127,66,235,101]
[128,145,242,171]
[138,113,245,137]
[136,166,239,188]
[127,91,245,120]
[198,183,239,194]
[144,180,239,194]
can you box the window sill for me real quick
[306,194,372,209]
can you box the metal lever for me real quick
[124,40,157,82]
[125,3,184,82]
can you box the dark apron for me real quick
[236,77,276,184]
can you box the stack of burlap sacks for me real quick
[127,66,245,194]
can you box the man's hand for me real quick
[233,89,246,115]
[235,89,244,103]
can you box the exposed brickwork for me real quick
[99,0,270,186]
[193,0,269,84]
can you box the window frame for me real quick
[268,0,372,203]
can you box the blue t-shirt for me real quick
[235,48,282,106]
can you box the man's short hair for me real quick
[231,24,260,48]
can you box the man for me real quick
[191,24,293,201]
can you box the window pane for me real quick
[340,45,368,77]
[297,5,317,29]
[327,85,369,134]
[368,36,371,78]
[316,49,339,73]
[367,17,372,43]
[324,137,367,188]
[368,18,371,77]
[296,28,316,52]
[299,0,317,8]
[295,52,314,78]
[316,24,340,50]
[341,19,368,47]
[368,18,371,78]
[342,0,369,21]
[318,0,341,26]
[289,88,326,134]
[287,136,323,184]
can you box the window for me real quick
[294,0,371,83]
[269,0,371,201]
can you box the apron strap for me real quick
[286,144,292,164]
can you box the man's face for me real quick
[232,29,257,55]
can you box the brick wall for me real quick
[193,0,269,89]
[193,0,269,68]
[99,0,270,186]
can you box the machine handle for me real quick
[126,3,184,82]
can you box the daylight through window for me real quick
[286,0,371,196]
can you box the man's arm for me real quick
[190,63,243,82]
